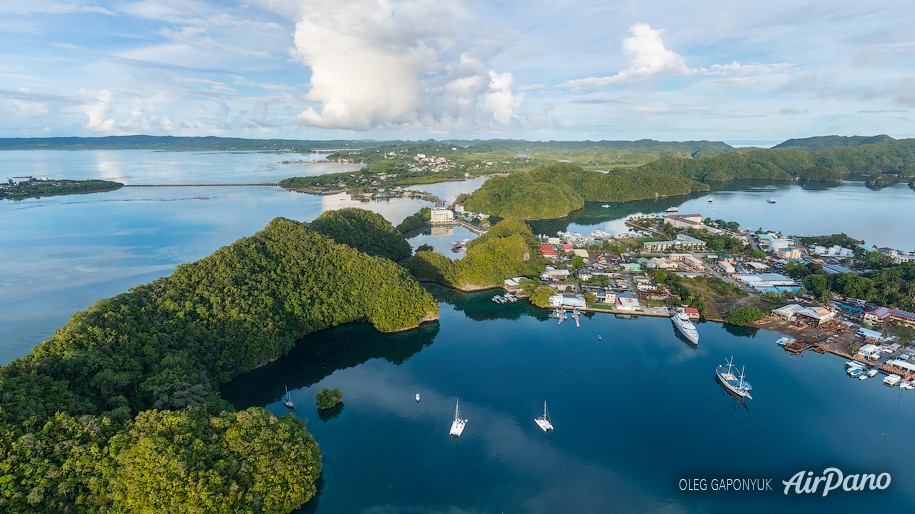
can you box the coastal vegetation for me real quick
[1,178,122,199]
[865,172,900,189]
[316,387,343,410]
[0,213,438,512]
[799,233,862,248]
[310,208,412,261]
[404,219,545,290]
[724,306,768,326]
[396,207,431,234]
[788,261,915,310]
[463,163,705,219]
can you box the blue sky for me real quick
[2,0,914,143]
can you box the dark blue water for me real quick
[224,290,915,513]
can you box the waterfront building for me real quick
[549,294,587,308]
[430,208,454,224]
[642,234,707,253]
[615,292,641,311]
[664,214,703,229]
[890,308,915,328]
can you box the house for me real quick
[615,292,641,311]
[503,277,523,293]
[650,257,678,269]
[619,262,642,272]
[540,244,558,259]
[561,243,573,253]
[683,307,701,319]
[720,261,736,274]
[548,294,587,308]
[668,253,706,271]
[642,234,707,253]
[856,342,883,360]
[597,289,617,304]
[747,262,769,271]
[863,306,892,325]
[572,249,590,261]
[541,267,571,281]
[430,208,454,224]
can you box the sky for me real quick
[2,1,915,143]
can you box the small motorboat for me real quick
[416,393,421,402]
[597,335,602,341]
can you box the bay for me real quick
[530,181,915,251]
[224,290,915,513]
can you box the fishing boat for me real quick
[416,393,421,402]
[283,385,294,409]
[883,374,902,387]
[671,307,699,345]
[776,336,796,346]
[450,398,467,437]
[534,401,553,432]
[716,356,753,400]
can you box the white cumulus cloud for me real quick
[565,23,793,90]
[289,0,523,130]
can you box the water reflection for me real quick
[431,287,551,322]
[222,322,440,409]
[722,322,759,338]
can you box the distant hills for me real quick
[773,134,894,150]
[0,135,381,151]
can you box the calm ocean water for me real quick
[224,290,915,513]
[2,150,914,512]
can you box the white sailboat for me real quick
[450,398,467,437]
[534,401,553,432]
[283,385,294,409]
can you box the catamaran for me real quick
[534,401,553,432]
[283,385,294,409]
[450,398,467,437]
[671,307,699,345]
[716,356,753,400]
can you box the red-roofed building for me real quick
[863,306,892,325]
[561,243,573,252]
[540,244,558,258]
[684,307,701,319]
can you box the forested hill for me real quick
[638,137,915,182]
[455,138,733,154]
[0,213,437,513]
[462,162,706,219]
[773,134,894,150]
[310,208,412,261]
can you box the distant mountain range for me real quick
[773,134,895,150]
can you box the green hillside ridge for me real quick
[773,134,893,150]
[310,208,412,260]
[404,219,545,290]
[463,162,705,219]
[0,214,437,513]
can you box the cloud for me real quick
[290,0,523,130]
[80,90,116,132]
[0,1,113,16]
[564,23,793,91]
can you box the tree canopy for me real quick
[0,213,438,513]
[310,208,412,260]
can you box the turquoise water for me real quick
[224,290,915,513]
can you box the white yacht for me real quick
[283,385,294,409]
[450,398,467,437]
[883,374,902,387]
[671,307,699,345]
[534,401,553,432]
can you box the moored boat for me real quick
[671,307,699,345]
[534,401,553,432]
[283,385,294,409]
[716,356,753,400]
[416,393,421,402]
[450,398,467,437]
[883,374,902,387]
